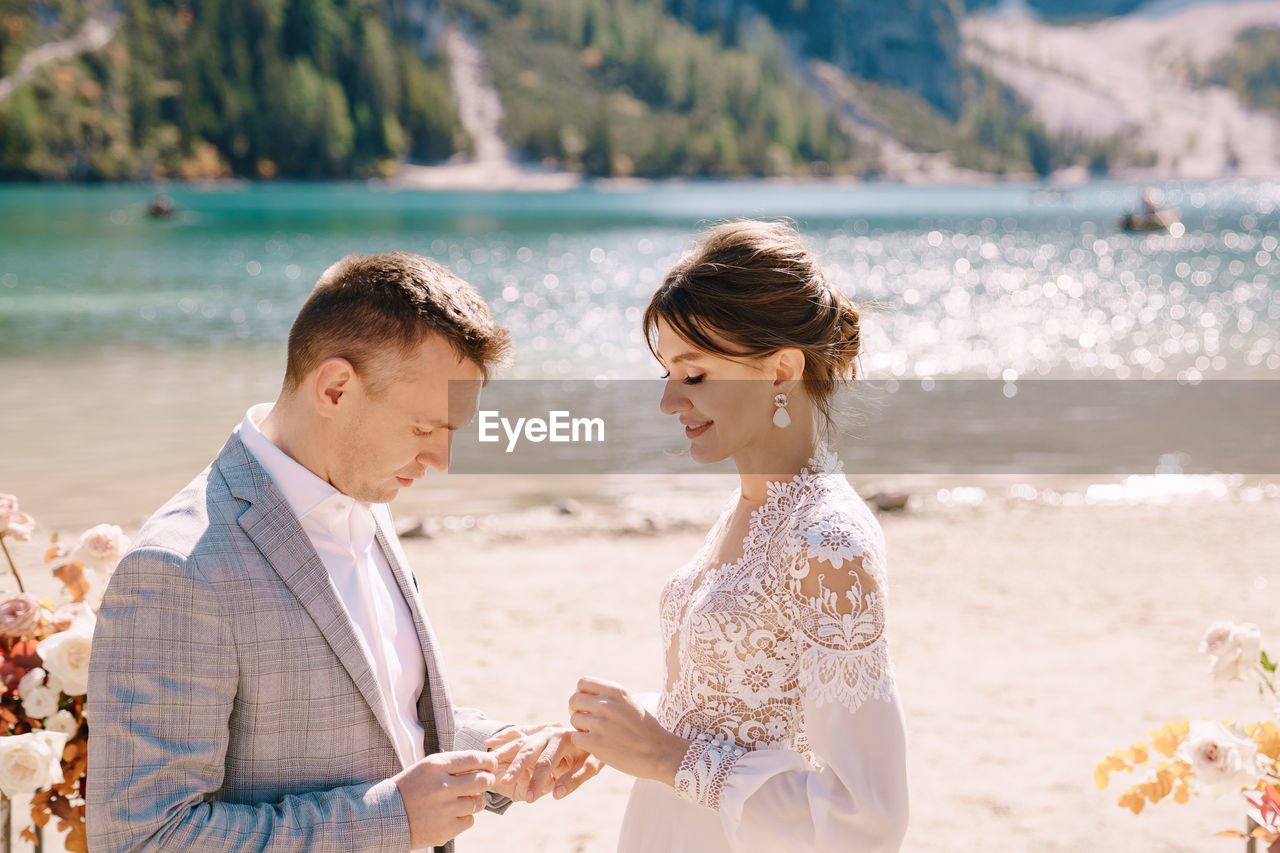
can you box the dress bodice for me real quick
[656,447,896,766]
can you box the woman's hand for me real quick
[568,677,689,786]
[486,723,602,803]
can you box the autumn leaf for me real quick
[53,560,90,603]
[1119,788,1146,814]
[1150,720,1190,757]
[64,822,89,853]
[1250,722,1280,761]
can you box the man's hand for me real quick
[486,723,602,803]
[392,750,498,849]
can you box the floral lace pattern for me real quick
[660,447,895,808]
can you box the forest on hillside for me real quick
[0,0,1184,181]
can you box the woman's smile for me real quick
[683,419,712,439]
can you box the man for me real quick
[88,252,596,852]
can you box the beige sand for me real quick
[6,490,1277,852]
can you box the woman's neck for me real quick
[734,423,821,503]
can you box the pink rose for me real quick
[0,494,16,527]
[0,594,42,638]
[50,604,81,632]
[0,494,34,541]
[71,523,131,573]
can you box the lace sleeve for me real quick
[786,508,895,713]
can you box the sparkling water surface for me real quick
[2,179,1278,381]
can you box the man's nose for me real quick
[659,380,689,416]
[420,433,451,472]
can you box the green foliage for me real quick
[1211,27,1280,114]
[0,0,463,179]
[1,0,1163,181]
[468,1,866,177]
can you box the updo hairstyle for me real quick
[642,220,861,432]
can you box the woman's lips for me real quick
[684,421,712,439]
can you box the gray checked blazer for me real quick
[87,429,507,852]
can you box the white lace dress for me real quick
[618,449,909,853]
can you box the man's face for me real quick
[328,334,483,503]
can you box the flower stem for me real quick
[0,534,25,593]
[1257,665,1278,698]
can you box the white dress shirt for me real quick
[239,403,428,772]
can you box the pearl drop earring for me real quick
[773,393,791,429]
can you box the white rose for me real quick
[36,607,96,696]
[17,668,47,700]
[1200,620,1263,681]
[1201,621,1236,658]
[44,669,64,696]
[71,523,131,574]
[42,710,79,738]
[1177,720,1262,795]
[0,730,68,798]
[21,685,59,720]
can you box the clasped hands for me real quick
[486,675,691,800]
[393,722,602,850]
[490,676,690,800]
[395,678,689,849]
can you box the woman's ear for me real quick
[772,347,806,386]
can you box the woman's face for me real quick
[653,318,779,465]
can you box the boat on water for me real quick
[147,195,176,218]
[1119,207,1180,231]
[1119,187,1180,232]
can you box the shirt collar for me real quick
[239,403,355,523]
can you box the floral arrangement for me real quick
[1096,619,1280,851]
[0,492,129,852]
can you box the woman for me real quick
[567,220,908,851]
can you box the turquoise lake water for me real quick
[3,179,1279,380]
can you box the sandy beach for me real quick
[7,474,1278,853]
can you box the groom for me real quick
[87,252,594,851]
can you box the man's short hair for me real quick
[284,252,512,392]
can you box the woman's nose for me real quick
[659,380,690,415]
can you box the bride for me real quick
[566,220,908,851]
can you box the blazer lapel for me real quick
[216,432,405,769]
[371,504,457,754]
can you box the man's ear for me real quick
[772,347,806,387]
[311,357,355,417]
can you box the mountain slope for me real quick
[963,1,1280,177]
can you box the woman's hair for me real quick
[642,219,861,431]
